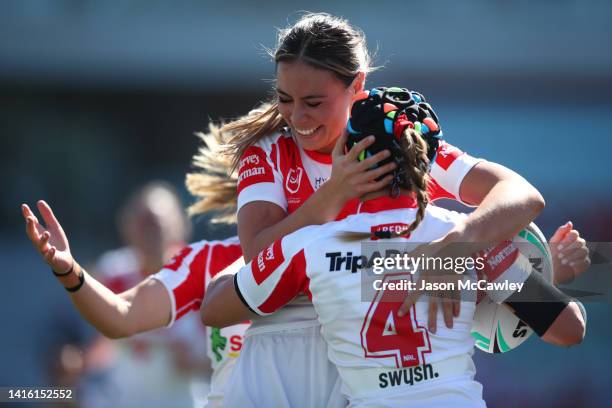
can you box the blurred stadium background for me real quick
[1,1,611,407]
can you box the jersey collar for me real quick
[302,148,333,164]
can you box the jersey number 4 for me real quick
[360,275,431,368]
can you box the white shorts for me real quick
[223,324,347,408]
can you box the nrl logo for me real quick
[286,167,303,194]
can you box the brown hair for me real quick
[186,13,375,218]
[185,123,238,223]
[222,12,374,170]
[398,128,431,235]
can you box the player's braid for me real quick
[399,128,431,234]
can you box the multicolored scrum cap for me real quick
[346,87,443,196]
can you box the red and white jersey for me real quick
[153,237,242,325]
[152,237,249,407]
[235,199,485,407]
[236,130,482,216]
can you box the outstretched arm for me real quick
[23,201,172,339]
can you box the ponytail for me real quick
[186,103,286,222]
[221,102,286,171]
[185,124,238,223]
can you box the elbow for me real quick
[542,303,586,347]
[201,308,228,329]
[514,178,545,220]
[102,327,133,340]
[503,175,545,220]
[200,304,213,327]
[200,297,223,328]
[527,188,545,218]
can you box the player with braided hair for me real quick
[345,87,439,234]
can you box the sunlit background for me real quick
[1,1,611,407]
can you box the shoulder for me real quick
[162,237,241,272]
[207,235,241,249]
[433,141,467,168]
[237,130,300,199]
[278,222,351,263]
[238,131,292,176]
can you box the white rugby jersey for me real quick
[236,130,482,215]
[236,130,483,335]
[235,199,486,407]
[152,237,249,406]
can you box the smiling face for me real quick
[276,60,363,154]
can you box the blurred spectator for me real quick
[73,181,210,408]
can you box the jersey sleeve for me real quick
[234,230,312,316]
[236,142,288,212]
[429,141,483,204]
[152,238,243,327]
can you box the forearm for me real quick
[503,270,586,347]
[58,265,134,339]
[58,263,169,339]
[241,183,345,261]
[541,302,586,346]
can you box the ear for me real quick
[351,72,366,94]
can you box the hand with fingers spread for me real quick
[550,221,591,285]
[22,200,76,279]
